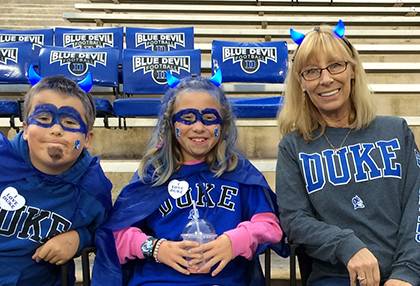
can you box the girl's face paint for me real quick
[175,127,181,138]
[214,127,219,138]
[172,91,222,162]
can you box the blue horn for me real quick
[290,28,306,45]
[333,19,345,38]
[28,64,42,86]
[77,72,93,93]
[166,70,181,88]
[209,69,222,87]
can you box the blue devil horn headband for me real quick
[77,73,93,93]
[333,19,345,38]
[290,19,346,45]
[209,68,222,87]
[165,69,223,88]
[28,64,93,93]
[290,28,306,45]
[166,70,180,88]
[28,64,42,86]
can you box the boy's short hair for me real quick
[23,76,96,130]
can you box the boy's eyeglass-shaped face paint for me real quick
[27,103,88,134]
[172,108,222,126]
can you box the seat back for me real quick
[0,42,36,84]
[122,48,201,94]
[126,26,194,52]
[0,28,53,53]
[211,40,288,83]
[54,27,124,51]
[38,46,119,87]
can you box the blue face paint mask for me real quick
[172,108,222,126]
[27,103,88,134]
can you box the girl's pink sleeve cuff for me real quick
[113,227,148,264]
[224,212,282,260]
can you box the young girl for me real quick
[92,74,282,286]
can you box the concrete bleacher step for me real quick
[7,0,85,3]
[74,3,420,16]
[63,13,420,27]
[85,0,420,6]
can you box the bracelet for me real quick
[152,238,167,263]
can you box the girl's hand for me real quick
[188,234,233,276]
[157,240,201,275]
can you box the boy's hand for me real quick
[32,230,80,265]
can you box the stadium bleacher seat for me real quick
[37,45,121,124]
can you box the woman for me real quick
[92,73,283,286]
[276,21,420,286]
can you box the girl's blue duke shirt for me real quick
[92,157,289,286]
[0,132,112,286]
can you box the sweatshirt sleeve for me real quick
[388,121,420,286]
[224,212,282,260]
[113,227,148,264]
[276,138,366,266]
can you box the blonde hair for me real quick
[278,25,376,141]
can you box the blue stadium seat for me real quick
[37,46,121,124]
[0,41,37,129]
[113,96,283,119]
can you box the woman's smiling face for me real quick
[299,53,355,122]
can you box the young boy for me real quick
[0,76,112,286]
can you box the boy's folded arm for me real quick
[32,230,80,264]
[75,227,92,254]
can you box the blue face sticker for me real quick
[175,127,181,138]
[27,103,88,134]
[74,139,81,150]
[214,127,219,138]
[172,108,222,126]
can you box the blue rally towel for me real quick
[126,27,194,51]
[211,40,288,83]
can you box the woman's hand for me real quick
[32,230,79,265]
[384,279,412,286]
[347,248,380,286]
[156,240,201,275]
[188,234,233,276]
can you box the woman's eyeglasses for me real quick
[300,61,348,81]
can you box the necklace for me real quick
[323,129,352,153]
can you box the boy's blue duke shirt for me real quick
[0,132,112,286]
[92,157,288,286]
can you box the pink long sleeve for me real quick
[113,227,148,264]
[224,212,282,260]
